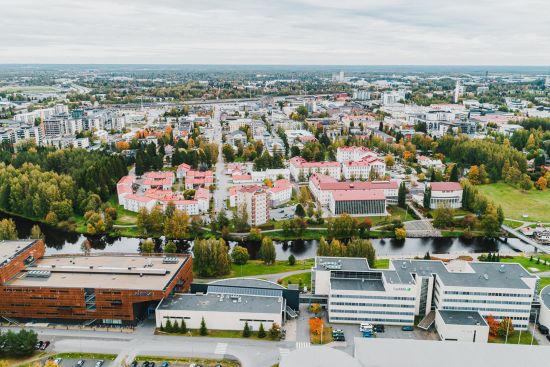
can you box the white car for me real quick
[359,322,373,332]
[54,359,63,365]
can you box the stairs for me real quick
[286,306,298,319]
[418,310,436,330]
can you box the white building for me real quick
[267,179,293,207]
[251,168,291,183]
[428,182,463,209]
[236,186,270,226]
[435,310,489,343]
[289,156,341,182]
[336,146,377,163]
[313,257,537,330]
[341,156,386,180]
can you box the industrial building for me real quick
[0,240,193,325]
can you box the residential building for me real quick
[236,186,270,226]
[336,146,377,163]
[341,156,386,180]
[268,179,293,206]
[289,156,341,182]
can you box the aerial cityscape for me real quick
[0,1,550,367]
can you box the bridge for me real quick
[501,224,550,254]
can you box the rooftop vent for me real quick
[163,257,179,264]
[26,270,51,278]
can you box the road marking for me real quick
[279,348,291,359]
[295,341,311,349]
[215,342,228,355]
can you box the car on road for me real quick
[401,326,414,331]
[160,362,169,367]
[40,341,50,350]
[95,361,104,367]
[76,360,85,367]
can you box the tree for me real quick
[398,182,407,208]
[326,214,357,239]
[141,239,155,254]
[433,205,454,229]
[497,317,515,338]
[248,227,262,242]
[423,186,431,209]
[193,238,231,277]
[164,209,190,239]
[496,206,505,226]
[347,238,376,267]
[468,165,481,185]
[86,212,106,234]
[137,207,150,234]
[309,317,323,336]
[536,176,548,190]
[395,227,407,240]
[222,144,235,162]
[233,204,250,232]
[242,321,251,337]
[259,237,276,265]
[268,323,281,340]
[30,224,43,239]
[384,154,395,168]
[310,303,322,315]
[481,204,501,237]
[295,203,306,218]
[258,323,266,338]
[231,246,250,265]
[179,318,188,333]
[164,241,177,254]
[288,254,296,266]
[0,218,18,240]
[359,218,373,236]
[486,315,500,337]
[199,317,208,336]
[449,164,459,182]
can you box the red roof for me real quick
[290,156,340,168]
[331,189,385,201]
[429,182,462,191]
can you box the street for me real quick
[212,105,231,218]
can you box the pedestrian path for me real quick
[295,341,311,349]
[214,342,228,355]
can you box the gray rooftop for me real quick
[437,310,487,326]
[331,278,385,292]
[541,285,550,309]
[157,292,284,314]
[208,278,285,290]
[315,257,370,272]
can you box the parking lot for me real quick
[39,358,115,367]
[270,204,296,221]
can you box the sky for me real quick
[0,0,549,65]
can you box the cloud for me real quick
[0,0,548,65]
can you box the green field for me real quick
[500,255,550,273]
[0,85,61,93]
[280,272,311,288]
[477,183,550,222]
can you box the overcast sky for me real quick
[0,0,549,65]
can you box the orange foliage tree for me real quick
[116,141,130,151]
[309,317,323,336]
[485,315,500,337]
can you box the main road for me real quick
[212,105,231,217]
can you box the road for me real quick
[5,323,294,367]
[211,105,231,217]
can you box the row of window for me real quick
[330,309,414,316]
[331,316,413,323]
[332,294,415,301]
[443,291,532,298]
[441,306,531,315]
[330,301,414,308]
[441,298,531,306]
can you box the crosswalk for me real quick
[279,348,291,359]
[215,342,228,355]
[295,341,311,349]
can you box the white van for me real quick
[359,323,373,332]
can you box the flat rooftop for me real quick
[331,278,385,292]
[315,257,370,272]
[0,240,37,267]
[6,254,189,291]
[437,310,487,326]
[158,292,283,314]
[354,338,550,367]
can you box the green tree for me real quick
[288,254,296,266]
[449,164,459,182]
[433,204,455,229]
[295,203,306,218]
[30,224,43,239]
[258,323,266,338]
[242,321,251,337]
[248,227,262,241]
[222,144,235,162]
[199,317,208,336]
[164,241,177,254]
[423,186,431,209]
[347,238,376,267]
[231,246,250,265]
[0,218,18,240]
[259,237,276,265]
[141,239,155,254]
[398,182,407,208]
[179,318,188,333]
[481,204,501,237]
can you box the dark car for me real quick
[538,324,549,335]
[149,362,155,367]
[41,341,50,350]
[546,334,550,342]
[130,362,138,367]
[401,326,414,331]
[334,334,346,342]
[373,325,385,333]
[141,362,150,367]
[35,341,43,350]
[76,361,85,367]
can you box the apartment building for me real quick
[236,186,270,226]
[341,156,386,180]
[312,257,537,330]
[336,146,376,163]
[289,156,341,182]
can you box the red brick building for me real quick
[0,240,192,325]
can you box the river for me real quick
[1,211,534,260]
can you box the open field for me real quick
[195,259,315,280]
[477,183,550,222]
[500,255,550,273]
[0,85,61,93]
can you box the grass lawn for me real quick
[477,183,550,222]
[489,330,538,345]
[195,259,315,280]
[108,196,137,225]
[53,352,117,360]
[279,272,311,289]
[374,258,390,269]
[500,255,550,273]
[538,277,550,292]
[503,219,525,229]
[136,355,240,367]
[158,328,272,341]
[3,352,51,367]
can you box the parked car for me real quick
[35,341,43,350]
[539,324,549,335]
[401,326,414,331]
[373,325,385,333]
[76,360,85,367]
[53,358,63,365]
[130,362,137,367]
[141,362,150,367]
[95,361,104,367]
[546,334,550,342]
[359,323,373,332]
[160,362,169,367]
[41,341,50,350]
[149,362,155,367]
